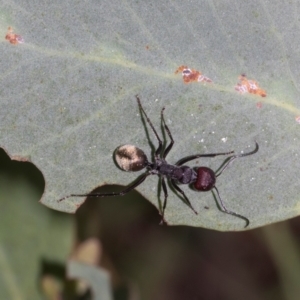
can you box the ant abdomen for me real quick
[114,144,148,172]
[194,167,216,191]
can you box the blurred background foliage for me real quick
[1,148,300,300]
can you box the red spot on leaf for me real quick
[256,102,263,109]
[235,74,266,97]
[175,65,212,84]
[5,27,24,45]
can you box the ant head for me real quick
[193,167,216,191]
[114,144,148,172]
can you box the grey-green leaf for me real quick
[1,0,299,231]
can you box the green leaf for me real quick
[1,1,299,230]
[0,150,73,299]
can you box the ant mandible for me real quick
[58,96,259,228]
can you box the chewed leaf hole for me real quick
[0,148,45,201]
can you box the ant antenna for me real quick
[212,187,250,228]
[215,142,259,177]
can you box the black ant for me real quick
[58,96,259,228]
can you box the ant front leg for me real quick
[170,179,198,215]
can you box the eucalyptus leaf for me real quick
[1,0,299,230]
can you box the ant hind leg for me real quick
[160,107,174,158]
[58,173,151,202]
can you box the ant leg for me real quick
[161,107,174,159]
[58,173,151,202]
[175,151,234,166]
[212,187,250,228]
[136,95,163,157]
[170,179,198,215]
[215,142,259,177]
[160,176,168,224]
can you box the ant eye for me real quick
[194,167,216,191]
[114,144,148,172]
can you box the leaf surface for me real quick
[1,0,299,230]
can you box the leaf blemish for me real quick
[235,74,266,97]
[5,27,24,45]
[175,65,212,84]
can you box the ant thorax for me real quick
[155,161,197,185]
